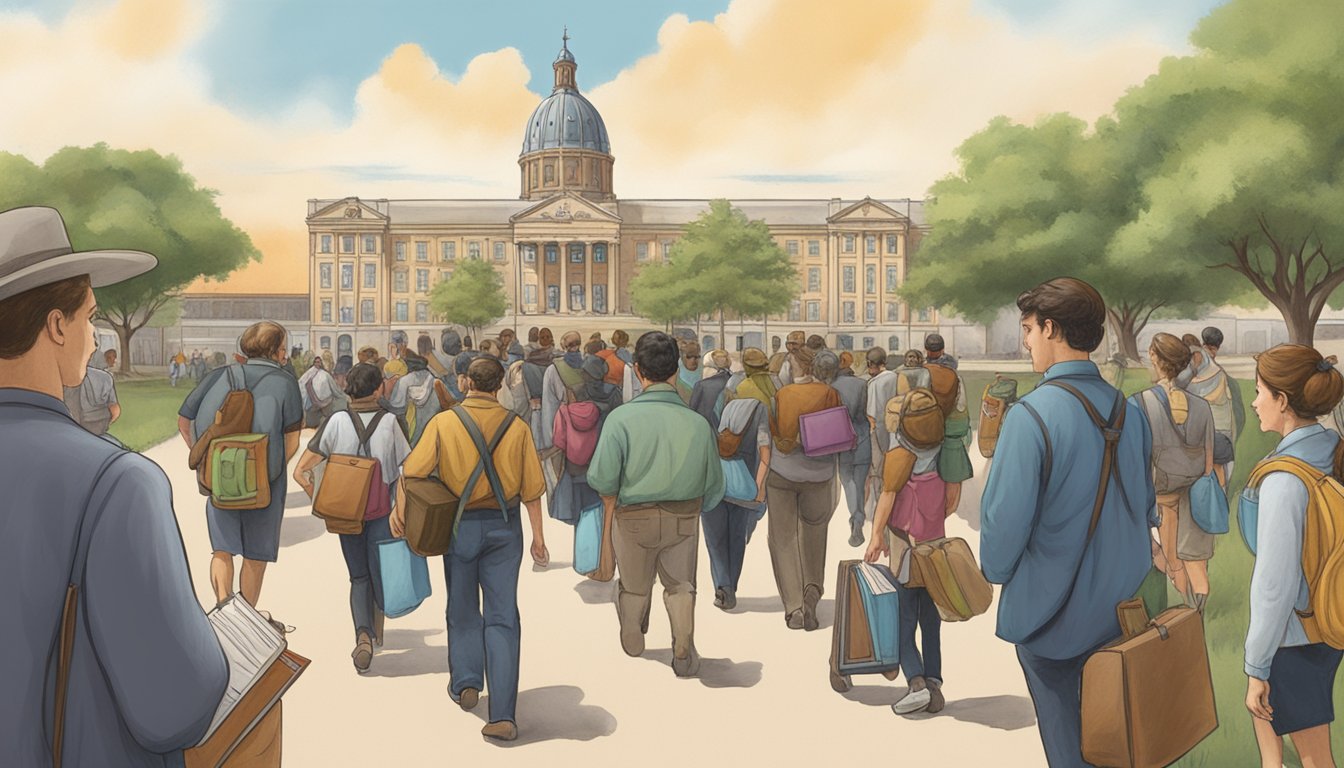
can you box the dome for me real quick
[520,89,611,155]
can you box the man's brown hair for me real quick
[467,356,505,393]
[0,275,91,359]
[239,321,287,359]
[1016,277,1106,353]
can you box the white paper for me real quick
[197,596,287,745]
[857,561,900,595]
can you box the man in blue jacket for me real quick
[980,277,1156,768]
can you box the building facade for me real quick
[306,36,935,359]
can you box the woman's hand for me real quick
[1245,677,1273,721]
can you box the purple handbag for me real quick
[798,405,858,457]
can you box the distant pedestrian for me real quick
[64,351,120,437]
[826,350,872,546]
[688,349,732,428]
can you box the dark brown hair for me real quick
[467,356,505,393]
[1255,344,1344,419]
[1016,277,1106,353]
[611,329,629,348]
[239,321,287,359]
[1149,332,1191,381]
[0,275,91,359]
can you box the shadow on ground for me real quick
[640,649,764,689]
[474,685,617,746]
[280,513,326,548]
[285,490,312,509]
[573,580,618,605]
[841,685,1036,731]
[727,596,834,629]
[364,628,448,678]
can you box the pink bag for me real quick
[363,461,391,520]
[888,470,946,542]
[798,405,858,458]
[553,401,602,466]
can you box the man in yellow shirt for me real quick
[393,356,547,742]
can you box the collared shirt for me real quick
[179,359,304,482]
[587,383,726,512]
[980,360,1156,660]
[0,388,228,765]
[1243,423,1330,678]
[402,394,545,508]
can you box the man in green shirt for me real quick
[587,332,725,677]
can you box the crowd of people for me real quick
[2,207,1338,768]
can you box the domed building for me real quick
[306,33,946,361]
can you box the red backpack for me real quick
[553,400,602,467]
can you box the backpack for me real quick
[717,399,763,459]
[884,388,944,450]
[188,364,276,510]
[554,360,585,394]
[1246,456,1344,650]
[555,400,602,467]
[925,363,959,416]
[1140,387,1207,494]
[313,411,389,534]
[407,374,436,409]
[596,349,626,387]
[977,375,1018,458]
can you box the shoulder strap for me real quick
[350,411,385,459]
[451,406,517,522]
[1248,455,1326,490]
[1017,401,1054,492]
[1041,380,1129,540]
[49,451,127,768]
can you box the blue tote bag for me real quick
[721,457,758,504]
[1189,472,1230,535]
[573,501,604,575]
[855,565,901,666]
[378,538,432,618]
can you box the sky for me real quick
[0,0,1228,292]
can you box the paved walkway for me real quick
[148,436,1048,767]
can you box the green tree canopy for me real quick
[428,257,508,341]
[0,144,260,372]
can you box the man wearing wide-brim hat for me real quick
[0,206,228,763]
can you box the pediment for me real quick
[510,193,621,225]
[307,198,389,222]
[827,197,908,225]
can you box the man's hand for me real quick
[864,532,889,564]
[293,469,315,499]
[591,540,616,582]
[1245,677,1273,721]
[530,537,550,567]
[753,487,767,504]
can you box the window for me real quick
[918,307,932,323]
[887,266,899,293]
[363,263,377,289]
[863,337,875,350]
[522,244,536,263]
[415,302,428,322]
[362,234,376,253]
[468,241,481,260]
[593,243,607,263]
[524,284,537,306]
[394,301,408,323]
[320,299,331,323]
[340,264,354,290]
[319,234,332,254]
[544,163,555,184]
[789,299,801,322]
[394,271,407,293]
[416,269,429,293]
[341,235,355,254]
[808,267,821,292]
[836,335,854,351]
[843,234,855,253]
[865,235,877,254]
[662,241,674,261]
[320,336,331,351]
[887,234,898,254]
[439,269,451,284]
[569,284,585,311]
[339,305,353,324]
[806,301,820,322]
[636,242,648,261]
[865,301,877,323]
[395,242,406,261]
[360,299,374,323]
[442,241,456,261]
[887,302,900,323]
[319,263,332,289]
[494,242,506,261]
[569,243,585,263]
[808,239,820,256]
[888,335,901,352]
[546,285,560,311]
[866,265,876,294]
[843,301,855,323]
[415,241,428,262]
[786,240,799,256]
[593,284,607,314]
[843,266,855,293]
[545,245,558,264]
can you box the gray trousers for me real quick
[613,504,699,659]
[765,471,836,615]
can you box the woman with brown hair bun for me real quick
[1241,344,1344,768]
[1130,332,1216,611]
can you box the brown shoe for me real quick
[802,584,822,631]
[456,687,480,711]
[926,678,945,713]
[351,631,373,673]
[481,720,518,741]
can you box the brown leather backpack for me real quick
[924,363,959,416]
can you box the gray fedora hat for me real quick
[0,206,156,302]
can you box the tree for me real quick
[0,145,260,373]
[630,199,797,347]
[428,258,508,342]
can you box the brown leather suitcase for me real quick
[402,476,461,557]
[909,537,993,621]
[1081,606,1217,767]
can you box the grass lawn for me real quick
[106,377,193,452]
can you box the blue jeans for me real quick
[338,515,392,637]
[1016,643,1101,768]
[444,508,523,724]
[701,502,759,591]
[838,461,868,530]
[897,584,941,684]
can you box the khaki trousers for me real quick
[765,471,836,615]
[613,504,700,658]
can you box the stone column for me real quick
[605,241,615,316]
[582,242,593,315]
[560,241,570,315]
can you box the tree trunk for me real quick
[1219,226,1344,350]
[1106,303,1158,363]
[1284,309,1316,346]
[113,322,134,374]
[718,307,726,353]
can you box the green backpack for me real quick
[192,365,275,510]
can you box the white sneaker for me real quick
[892,686,931,715]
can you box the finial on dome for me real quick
[563,27,569,49]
